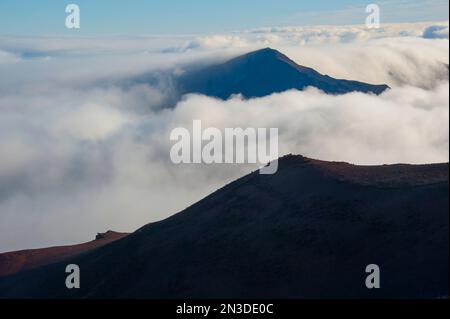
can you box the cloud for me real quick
[0,49,20,64]
[282,36,449,89]
[178,35,250,51]
[0,21,448,252]
[51,103,131,141]
[0,82,448,252]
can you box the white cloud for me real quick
[51,103,131,141]
[0,50,20,64]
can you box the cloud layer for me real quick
[0,22,448,252]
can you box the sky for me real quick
[0,0,448,36]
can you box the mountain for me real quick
[0,231,128,278]
[0,155,447,299]
[176,48,390,99]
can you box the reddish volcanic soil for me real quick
[0,231,128,278]
[309,157,448,187]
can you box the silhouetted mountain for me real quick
[0,156,447,299]
[0,231,128,278]
[177,48,390,98]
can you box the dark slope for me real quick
[0,156,447,299]
[0,231,128,278]
[177,48,390,99]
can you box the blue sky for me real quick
[0,0,448,35]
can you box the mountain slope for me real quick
[177,48,390,98]
[0,231,128,278]
[0,156,447,299]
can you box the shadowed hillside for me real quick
[0,155,447,299]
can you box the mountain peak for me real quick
[177,48,389,99]
[232,47,294,64]
[246,47,282,56]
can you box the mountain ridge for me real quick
[0,155,447,299]
[176,48,390,98]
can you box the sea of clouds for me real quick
[0,21,448,251]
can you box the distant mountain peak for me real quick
[242,47,283,58]
[230,47,298,67]
[177,48,389,99]
[255,47,277,53]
